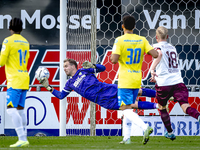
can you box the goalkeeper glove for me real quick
[39,77,53,92]
[82,61,96,69]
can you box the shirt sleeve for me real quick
[95,64,106,72]
[112,37,121,55]
[52,80,72,99]
[0,54,7,67]
[81,64,106,73]
[52,89,69,99]
[0,39,10,67]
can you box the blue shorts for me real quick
[7,87,28,108]
[118,88,139,107]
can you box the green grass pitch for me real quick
[0,136,200,150]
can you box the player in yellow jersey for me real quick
[0,18,29,147]
[111,15,158,145]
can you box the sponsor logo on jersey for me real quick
[73,74,86,87]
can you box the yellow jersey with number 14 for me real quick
[112,33,153,89]
[0,34,30,89]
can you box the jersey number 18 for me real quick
[166,51,178,68]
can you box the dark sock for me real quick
[141,88,156,97]
[160,109,173,133]
[186,107,200,120]
[138,101,157,109]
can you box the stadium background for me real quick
[0,0,200,136]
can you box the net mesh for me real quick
[65,0,200,136]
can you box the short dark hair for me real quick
[9,18,23,32]
[122,15,135,30]
[64,58,78,69]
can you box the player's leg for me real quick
[118,89,134,143]
[119,113,131,144]
[156,85,176,141]
[17,90,28,138]
[124,109,148,131]
[174,83,200,123]
[6,88,29,147]
[139,88,156,97]
[132,101,158,109]
[122,109,153,144]
[183,104,200,122]
[120,101,158,110]
[17,109,27,136]
[129,88,158,110]
[119,89,153,144]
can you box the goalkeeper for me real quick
[39,58,158,110]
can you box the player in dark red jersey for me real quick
[151,26,200,141]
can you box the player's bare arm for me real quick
[147,49,159,58]
[110,54,120,64]
[150,50,162,83]
[0,47,8,67]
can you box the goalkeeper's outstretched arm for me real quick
[82,61,106,73]
[39,77,53,92]
[52,89,69,99]
[95,64,106,72]
[39,77,69,99]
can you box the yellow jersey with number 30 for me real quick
[112,34,153,88]
[0,34,30,89]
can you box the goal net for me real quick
[64,0,96,136]
[64,0,200,136]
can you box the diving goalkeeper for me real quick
[38,59,157,110]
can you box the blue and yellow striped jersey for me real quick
[0,34,30,89]
[112,33,153,88]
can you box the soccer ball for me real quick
[35,67,50,81]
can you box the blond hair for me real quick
[156,26,168,40]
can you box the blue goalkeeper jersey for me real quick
[52,64,119,110]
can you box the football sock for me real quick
[168,132,173,135]
[15,127,26,141]
[7,108,26,141]
[122,112,132,141]
[18,109,27,138]
[186,107,200,120]
[160,109,173,133]
[155,104,159,109]
[138,101,157,109]
[141,88,156,97]
[124,109,148,131]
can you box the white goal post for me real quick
[58,0,200,137]
[90,0,97,136]
[59,0,97,136]
[59,0,67,136]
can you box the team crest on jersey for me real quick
[3,39,8,44]
[79,72,82,76]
